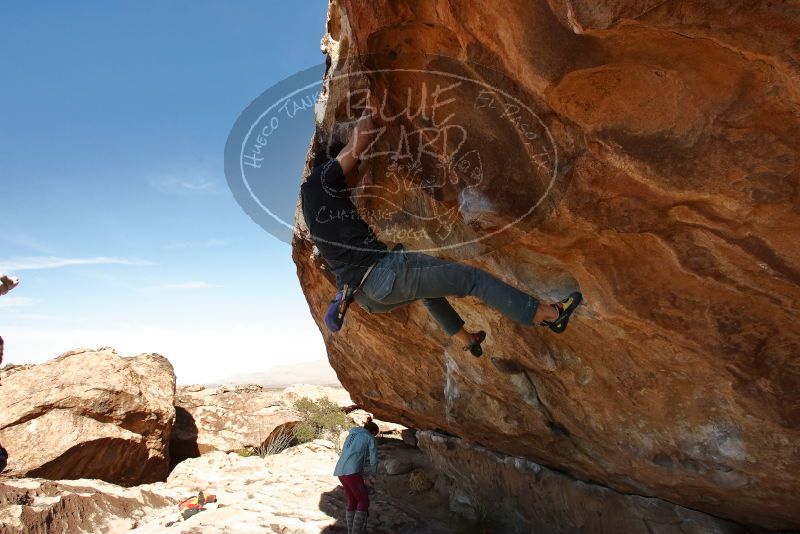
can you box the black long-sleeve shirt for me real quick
[300,160,387,289]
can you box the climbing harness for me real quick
[325,260,379,332]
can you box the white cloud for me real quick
[148,174,221,195]
[164,238,231,250]
[0,256,154,272]
[0,296,37,309]
[1,323,328,385]
[151,281,221,290]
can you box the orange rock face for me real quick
[293,1,800,529]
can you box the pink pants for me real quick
[338,473,369,512]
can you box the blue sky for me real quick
[0,1,331,384]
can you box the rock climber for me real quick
[0,337,7,468]
[334,417,379,534]
[0,441,7,473]
[1,274,20,385]
[300,110,581,356]
[0,273,19,297]
[0,275,20,467]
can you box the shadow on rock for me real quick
[169,406,200,472]
[318,485,348,533]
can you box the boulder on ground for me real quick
[172,384,298,461]
[348,409,405,434]
[384,458,414,476]
[0,347,175,485]
[400,428,418,448]
[171,384,354,465]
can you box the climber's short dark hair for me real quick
[312,140,347,169]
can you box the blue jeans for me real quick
[354,246,539,336]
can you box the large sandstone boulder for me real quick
[171,384,353,464]
[0,347,175,485]
[172,384,299,463]
[348,409,405,434]
[293,1,800,530]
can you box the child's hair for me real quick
[363,416,379,435]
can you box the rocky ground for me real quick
[0,346,761,532]
[0,437,469,534]
[1,347,459,532]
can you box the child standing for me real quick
[334,417,379,534]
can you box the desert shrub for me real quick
[255,427,295,456]
[292,396,348,444]
[235,447,255,457]
[292,421,318,444]
[408,468,434,493]
[236,427,296,458]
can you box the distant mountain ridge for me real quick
[208,359,340,388]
